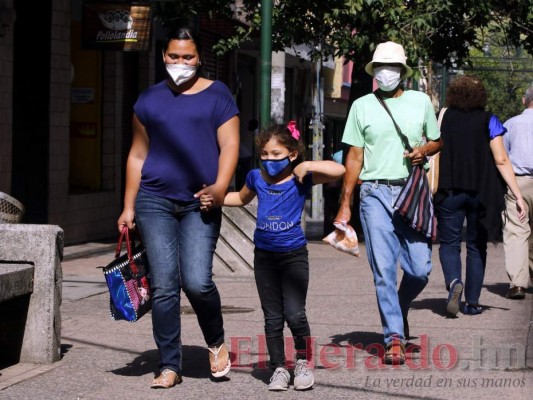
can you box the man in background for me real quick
[502,85,533,299]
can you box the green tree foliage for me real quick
[151,0,236,28]
[150,1,531,77]
[465,47,532,122]
[489,0,533,54]
[213,1,530,72]
[150,0,532,112]
[210,0,533,110]
[215,0,453,72]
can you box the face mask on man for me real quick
[374,66,402,91]
[261,157,291,177]
[166,64,197,86]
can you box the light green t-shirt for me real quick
[342,90,440,180]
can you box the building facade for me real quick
[0,0,349,244]
[0,0,246,244]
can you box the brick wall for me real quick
[47,0,125,243]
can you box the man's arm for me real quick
[334,146,364,223]
[407,139,443,165]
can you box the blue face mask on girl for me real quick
[261,157,291,177]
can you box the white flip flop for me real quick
[208,343,231,378]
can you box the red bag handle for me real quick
[115,226,139,275]
[115,226,127,258]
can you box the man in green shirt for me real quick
[335,41,442,365]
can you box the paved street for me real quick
[0,233,531,399]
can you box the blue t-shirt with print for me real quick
[246,169,313,252]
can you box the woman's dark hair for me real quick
[163,26,202,54]
[445,75,487,111]
[256,123,305,164]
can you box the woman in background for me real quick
[436,75,525,317]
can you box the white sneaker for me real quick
[294,359,314,390]
[268,367,290,391]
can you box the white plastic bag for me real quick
[322,222,360,257]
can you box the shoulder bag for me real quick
[373,91,437,240]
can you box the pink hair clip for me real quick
[287,120,300,140]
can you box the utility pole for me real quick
[310,59,324,219]
[259,0,272,130]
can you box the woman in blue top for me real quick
[203,122,345,391]
[436,75,526,317]
[117,27,239,388]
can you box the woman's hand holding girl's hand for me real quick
[199,193,214,211]
[292,162,309,183]
[194,183,226,211]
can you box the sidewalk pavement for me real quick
[0,234,531,400]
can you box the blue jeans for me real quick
[436,190,487,305]
[359,182,432,345]
[135,190,224,374]
[254,246,310,368]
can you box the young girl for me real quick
[201,122,345,391]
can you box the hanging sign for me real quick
[82,2,151,51]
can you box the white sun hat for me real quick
[365,41,413,79]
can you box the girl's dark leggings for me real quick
[254,245,311,368]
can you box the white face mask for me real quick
[166,64,197,86]
[374,66,402,91]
